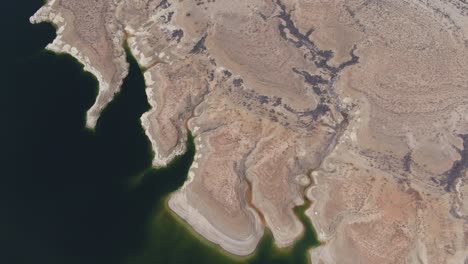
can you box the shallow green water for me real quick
[2,1,319,263]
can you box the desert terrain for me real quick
[32,0,468,263]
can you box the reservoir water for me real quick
[2,1,319,263]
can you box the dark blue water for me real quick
[1,1,319,264]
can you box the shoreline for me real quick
[138,88,322,259]
[30,2,322,260]
[168,187,265,256]
[30,2,128,129]
[165,134,265,256]
[163,134,321,259]
[166,188,321,261]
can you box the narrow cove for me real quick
[3,1,320,262]
[119,43,321,264]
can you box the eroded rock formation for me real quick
[32,0,468,263]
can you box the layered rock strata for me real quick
[33,0,468,262]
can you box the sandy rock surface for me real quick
[33,0,468,262]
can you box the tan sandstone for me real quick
[33,0,468,262]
